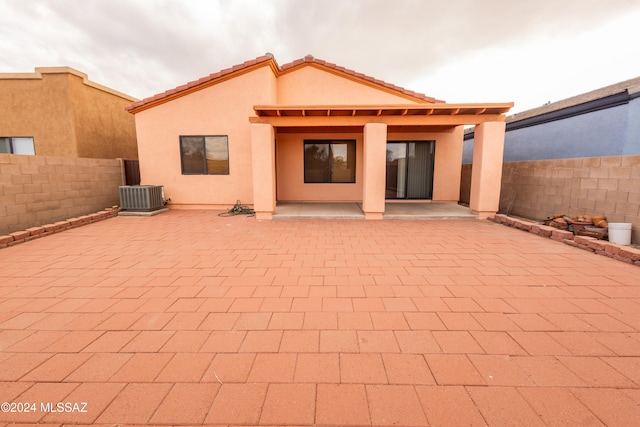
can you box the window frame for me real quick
[0,136,35,155]
[179,135,229,175]
[303,139,356,184]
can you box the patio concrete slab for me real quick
[1,209,639,426]
[273,201,477,220]
[273,202,365,219]
[384,202,477,219]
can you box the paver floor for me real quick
[1,209,639,426]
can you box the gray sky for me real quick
[1,0,640,113]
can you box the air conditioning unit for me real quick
[119,185,164,211]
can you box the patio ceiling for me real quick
[251,103,514,126]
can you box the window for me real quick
[0,137,35,155]
[180,135,229,175]
[304,140,356,183]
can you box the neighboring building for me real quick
[461,77,640,243]
[463,76,640,163]
[127,54,513,219]
[0,67,138,159]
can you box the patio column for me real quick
[362,122,387,219]
[469,121,506,219]
[432,125,464,203]
[250,123,276,220]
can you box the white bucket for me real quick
[608,223,632,245]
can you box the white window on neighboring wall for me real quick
[0,137,35,155]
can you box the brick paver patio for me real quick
[1,209,639,426]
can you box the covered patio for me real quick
[250,103,513,220]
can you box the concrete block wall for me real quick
[461,154,640,244]
[0,154,123,234]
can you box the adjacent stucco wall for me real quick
[627,91,640,155]
[0,68,138,159]
[135,65,277,207]
[69,72,139,159]
[0,153,123,234]
[499,105,628,162]
[461,155,640,244]
[0,72,77,157]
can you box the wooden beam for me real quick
[249,113,508,127]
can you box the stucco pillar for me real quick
[469,121,506,218]
[432,125,464,203]
[362,122,387,219]
[250,123,276,220]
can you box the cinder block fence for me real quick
[0,153,124,235]
[461,155,640,244]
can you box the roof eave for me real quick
[126,56,278,114]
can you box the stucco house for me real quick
[126,54,512,219]
[0,67,138,159]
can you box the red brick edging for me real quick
[488,214,640,266]
[0,208,120,250]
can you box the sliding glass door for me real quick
[385,141,435,199]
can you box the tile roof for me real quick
[126,54,441,113]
